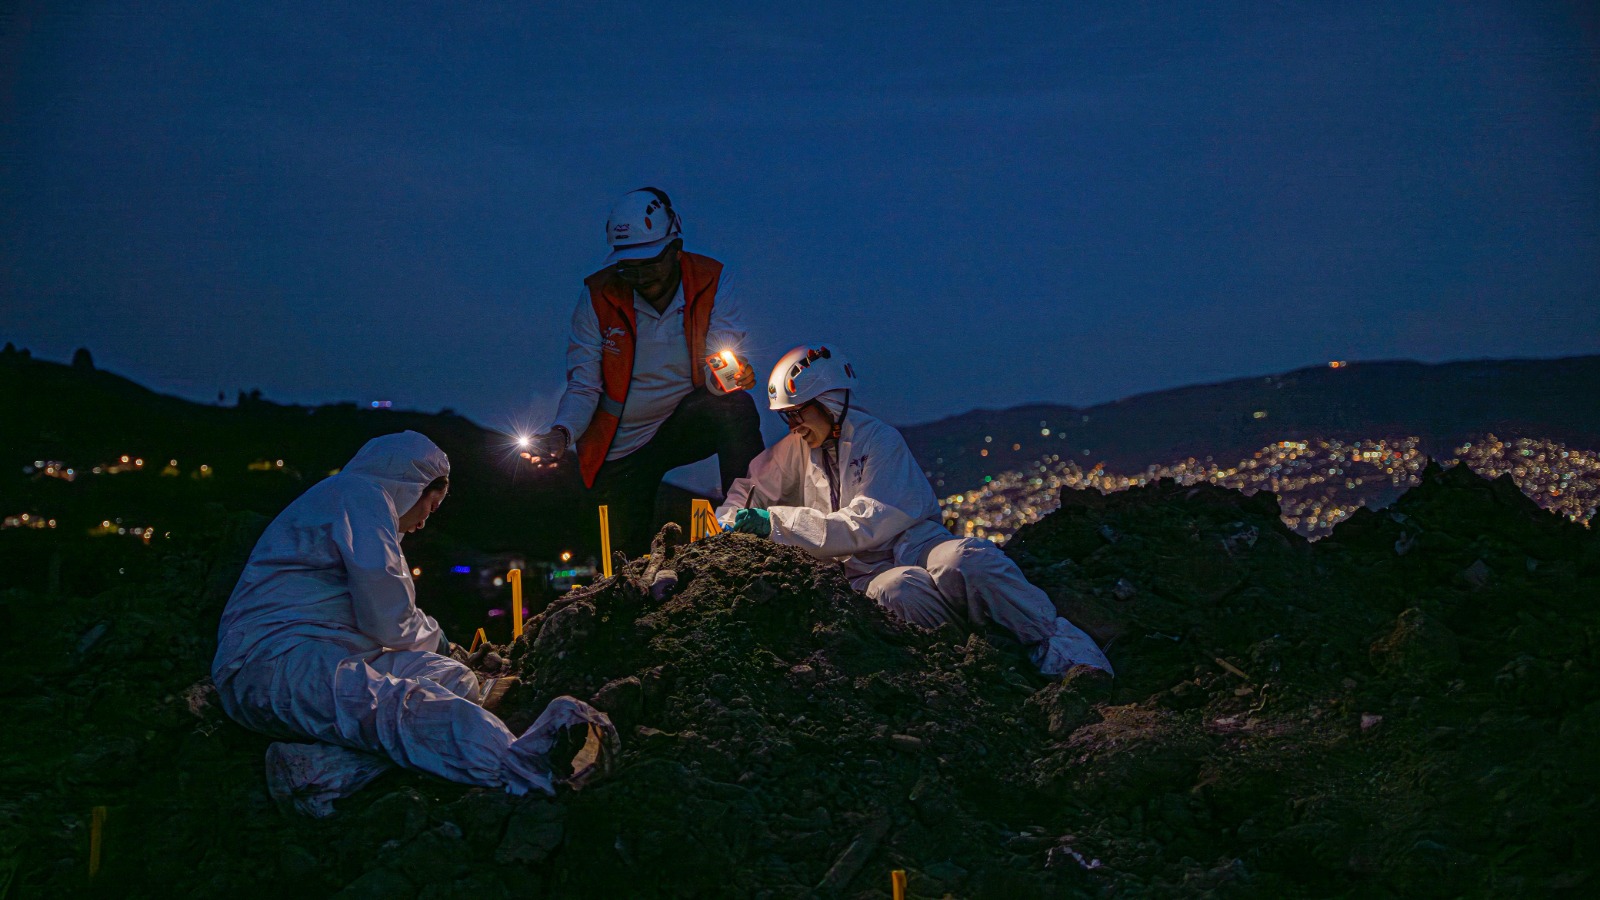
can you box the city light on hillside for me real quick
[943,433,1598,544]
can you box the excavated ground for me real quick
[1,462,1596,898]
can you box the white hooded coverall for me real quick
[212,432,608,813]
[715,408,1111,675]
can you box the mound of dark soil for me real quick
[498,533,1068,898]
[3,462,1596,898]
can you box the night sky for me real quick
[4,1,1598,433]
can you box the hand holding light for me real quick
[709,350,757,392]
[522,426,569,468]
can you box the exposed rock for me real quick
[589,676,643,733]
[1369,607,1460,679]
[494,799,566,865]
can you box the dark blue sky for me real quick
[4,1,1598,430]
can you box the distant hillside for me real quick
[0,347,600,572]
[901,356,1600,492]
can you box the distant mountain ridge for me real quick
[0,344,590,557]
[900,356,1600,492]
[6,344,1595,545]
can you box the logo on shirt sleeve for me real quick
[601,326,627,355]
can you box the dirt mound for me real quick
[487,461,1598,897]
[498,534,1060,898]
[4,462,1596,898]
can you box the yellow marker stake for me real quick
[690,498,723,540]
[509,569,523,639]
[89,805,107,877]
[891,869,907,900]
[598,505,613,578]
[470,627,488,653]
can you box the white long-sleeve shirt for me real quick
[716,410,952,587]
[551,272,747,460]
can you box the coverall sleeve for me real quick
[703,273,748,395]
[767,426,928,560]
[335,487,442,652]
[551,288,603,444]
[716,433,801,526]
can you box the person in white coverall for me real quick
[716,345,1112,677]
[212,431,615,817]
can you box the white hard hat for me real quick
[604,187,682,265]
[767,343,857,411]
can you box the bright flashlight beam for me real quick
[516,434,532,449]
[719,349,737,367]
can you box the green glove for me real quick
[732,508,772,537]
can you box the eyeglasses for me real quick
[779,404,812,426]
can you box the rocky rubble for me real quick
[1,462,1596,898]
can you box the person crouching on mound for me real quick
[211,430,615,816]
[716,344,1113,678]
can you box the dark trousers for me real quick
[589,387,765,558]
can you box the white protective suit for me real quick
[213,431,614,815]
[716,409,1112,676]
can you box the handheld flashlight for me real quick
[709,349,744,392]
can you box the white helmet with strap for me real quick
[604,187,683,266]
[767,343,857,411]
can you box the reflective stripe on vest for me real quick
[575,251,724,488]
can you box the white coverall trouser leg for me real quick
[216,640,559,795]
[862,537,1113,675]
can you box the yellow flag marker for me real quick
[469,627,488,653]
[508,569,523,639]
[891,869,907,900]
[89,805,107,877]
[598,505,613,578]
[690,498,723,541]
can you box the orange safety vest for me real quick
[575,251,724,488]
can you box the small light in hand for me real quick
[516,434,532,449]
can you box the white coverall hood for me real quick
[340,431,450,522]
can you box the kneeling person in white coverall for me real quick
[716,346,1112,677]
[212,431,615,817]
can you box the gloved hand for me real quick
[732,508,772,537]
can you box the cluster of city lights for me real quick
[20,455,273,481]
[12,453,300,542]
[2,513,58,530]
[90,518,165,542]
[22,460,77,481]
[940,434,1598,543]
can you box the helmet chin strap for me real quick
[825,390,851,446]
